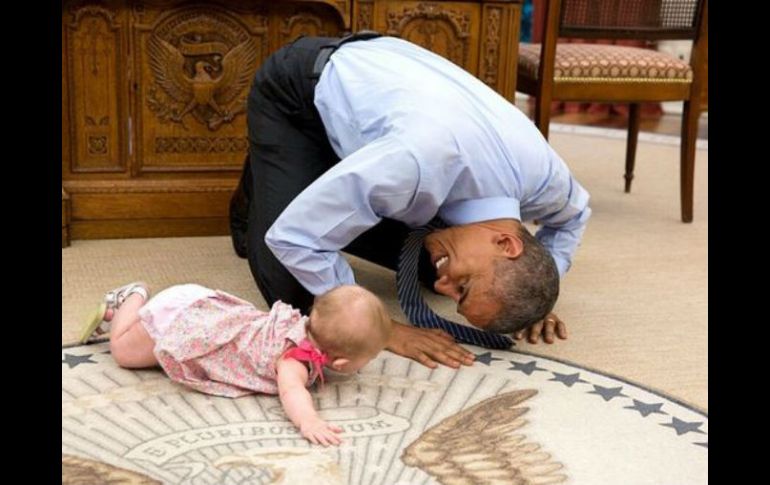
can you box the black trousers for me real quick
[235,36,429,314]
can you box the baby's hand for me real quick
[300,418,343,446]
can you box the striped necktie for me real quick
[396,219,513,349]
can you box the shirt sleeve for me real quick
[532,175,591,277]
[265,135,436,296]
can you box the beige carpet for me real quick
[62,131,707,483]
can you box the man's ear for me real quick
[493,232,524,259]
[330,358,350,371]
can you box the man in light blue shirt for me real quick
[230,34,590,369]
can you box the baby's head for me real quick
[307,285,391,374]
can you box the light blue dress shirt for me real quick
[265,37,591,295]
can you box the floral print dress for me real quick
[139,284,322,398]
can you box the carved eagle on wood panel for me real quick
[147,36,257,130]
[401,390,567,485]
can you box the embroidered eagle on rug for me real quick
[401,390,567,485]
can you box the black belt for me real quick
[310,30,382,79]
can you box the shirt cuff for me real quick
[438,197,521,225]
[553,255,569,278]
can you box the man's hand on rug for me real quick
[386,321,476,369]
[513,312,567,344]
[300,417,343,447]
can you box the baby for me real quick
[79,282,391,446]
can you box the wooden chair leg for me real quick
[680,99,699,223]
[534,91,553,140]
[62,187,71,248]
[625,103,640,193]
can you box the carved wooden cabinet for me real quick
[354,1,520,99]
[62,0,521,242]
